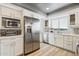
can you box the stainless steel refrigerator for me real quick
[24,16,40,55]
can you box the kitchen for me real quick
[0,3,79,56]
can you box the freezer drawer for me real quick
[24,33,33,54]
[32,32,40,51]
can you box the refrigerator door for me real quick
[24,27,33,54]
[32,32,40,51]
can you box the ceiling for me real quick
[14,3,72,14]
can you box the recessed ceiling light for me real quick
[46,8,49,10]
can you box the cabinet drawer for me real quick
[63,36,72,42]
[64,40,72,44]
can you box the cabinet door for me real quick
[48,19,52,28]
[43,32,49,43]
[14,10,21,19]
[75,13,79,25]
[0,40,1,56]
[48,32,54,45]
[15,36,23,56]
[72,36,79,52]
[52,19,59,28]
[59,16,68,29]
[63,36,73,51]
[54,35,63,48]
[1,6,8,17]
[0,39,15,56]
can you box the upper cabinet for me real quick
[44,20,49,32]
[49,15,69,29]
[1,6,22,19]
[70,14,75,25]
[70,13,79,28]
[52,19,59,29]
[0,5,23,29]
[69,8,79,28]
[59,16,69,29]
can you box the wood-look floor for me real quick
[27,43,75,56]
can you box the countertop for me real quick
[62,33,79,36]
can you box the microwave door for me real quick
[6,20,11,28]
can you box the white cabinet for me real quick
[75,12,79,25]
[0,36,23,56]
[1,6,8,17]
[54,35,63,48]
[63,35,73,51]
[43,32,49,43]
[1,6,12,18]
[72,36,79,52]
[51,16,68,29]
[52,19,59,28]
[70,13,79,27]
[1,6,22,19]
[14,10,22,19]
[59,16,68,29]
[0,38,15,56]
[48,32,54,45]
[15,36,23,56]
[48,19,52,28]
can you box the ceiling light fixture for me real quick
[46,8,49,10]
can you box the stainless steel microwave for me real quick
[2,17,21,28]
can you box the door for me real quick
[24,25,33,54]
[32,32,40,51]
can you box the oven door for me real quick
[6,20,20,28]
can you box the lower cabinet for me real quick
[54,35,63,48]
[72,36,79,52]
[48,32,54,45]
[63,35,73,51]
[0,36,23,56]
[48,34,79,52]
[15,36,23,56]
[0,38,15,56]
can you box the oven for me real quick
[0,29,21,36]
